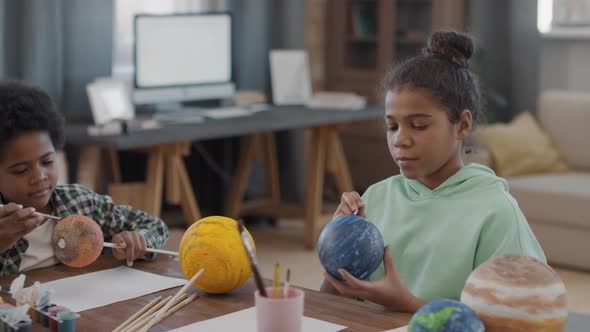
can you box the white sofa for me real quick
[507,91,590,270]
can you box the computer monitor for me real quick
[133,12,235,105]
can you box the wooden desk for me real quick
[66,107,384,248]
[0,257,410,331]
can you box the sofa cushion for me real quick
[538,91,590,170]
[473,112,569,177]
[508,172,590,229]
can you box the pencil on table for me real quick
[113,296,161,332]
[120,295,174,332]
[141,293,199,330]
[138,267,205,332]
[123,294,187,332]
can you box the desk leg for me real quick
[262,132,281,205]
[144,147,165,217]
[77,145,102,191]
[171,143,201,224]
[107,143,201,226]
[327,129,354,193]
[226,127,354,249]
[165,151,181,205]
[304,127,328,249]
[225,134,259,219]
[304,125,355,249]
[107,148,122,183]
[225,133,283,219]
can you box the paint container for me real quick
[0,305,15,332]
[47,306,68,332]
[40,304,55,327]
[0,314,6,332]
[26,307,39,324]
[56,311,77,332]
[11,318,32,332]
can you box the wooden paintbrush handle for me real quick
[103,242,179,256]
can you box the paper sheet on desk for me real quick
[168,307,346,332]
[39,266,185,312]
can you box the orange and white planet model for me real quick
[461,255,568,332]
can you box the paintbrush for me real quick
[35,212,61,220]
[102,242,178,256]
[0,203,60,221]
[283,268,291,298]
[273,262,280,298]
[237,221,267,297]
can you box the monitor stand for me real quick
[148,99,234,124]
[133,83,235,105]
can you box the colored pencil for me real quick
[113,296,161,332]
[139,268,205,332]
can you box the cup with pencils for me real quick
[255,263,303,332]
[236,222,303,332]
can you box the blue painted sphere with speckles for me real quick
[408,299,484,332]
[317,215,384,281]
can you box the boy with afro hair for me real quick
[0,81,168,275]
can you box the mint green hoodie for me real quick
[363,163,546,302]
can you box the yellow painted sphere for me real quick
[178,216,255,294]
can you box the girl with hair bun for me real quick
[320,31,546,313]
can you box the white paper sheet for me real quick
[168,307,346,332]
[384,326,408,332]
[39,266,186,312]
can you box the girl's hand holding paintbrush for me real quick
[332,191,365,219]
[0,203,46,252]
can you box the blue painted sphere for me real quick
[408,299,484,332]
[317,215,384,281]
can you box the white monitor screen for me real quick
[135,13,231,88]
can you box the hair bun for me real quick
[425,31,474,67]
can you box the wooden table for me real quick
[0,257,410,331]
[66,106,384,248]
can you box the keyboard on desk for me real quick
[152,110,204,124]
[152,107,253,124]
[203,107,253,119]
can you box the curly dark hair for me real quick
[0,81,65,159]
[383,31,483,127]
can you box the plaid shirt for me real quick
[0,184,168,276]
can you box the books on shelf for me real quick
[349,1,377,39]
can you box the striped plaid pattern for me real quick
[0,184,168,276]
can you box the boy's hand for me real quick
[111,231,147,267]
[333,191,366,219]
[323,245,424,313]
[0,203,46,253]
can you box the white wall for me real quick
[511,0,541,114]
[540,38,590,93]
